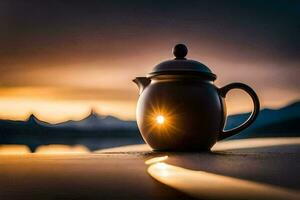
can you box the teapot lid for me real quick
[148,44,216,80]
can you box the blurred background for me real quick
[0,0,299,152]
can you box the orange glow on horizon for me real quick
[0,97,136,123]
[0,0,298,128]
[0,93,298,123]
[0,83,298,123]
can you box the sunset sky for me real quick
[0,0,299,123]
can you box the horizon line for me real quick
[0,100,298,124]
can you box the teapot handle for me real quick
[218,83,260,140]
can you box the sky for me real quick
[0,0,299,123]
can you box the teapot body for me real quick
[136,75,226,151]
[134,44,260,151]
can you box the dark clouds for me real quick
[0,0,299,95]
[1,0,299,64]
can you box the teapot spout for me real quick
[133,77,151,95]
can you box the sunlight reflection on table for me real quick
[146,155,300,200]
[211,137,300,152]
[98,137,300,153]
[143,137,300,200]
[0,138,299,200]
[0,145,31,155]
[1,137,299,155]
[0,144,90,155]
[35,145,90,154]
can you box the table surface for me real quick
[0,138,299,200]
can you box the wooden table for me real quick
[0,138,299,200]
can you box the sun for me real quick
[156,115,165,124]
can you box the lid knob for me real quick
[173,44,188,59]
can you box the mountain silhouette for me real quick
[0,110,140,151]
[0,101,299,151]
[26,114,39,124]
[51,109,136,130]
[26,114,51,127]
[226,101,300,139]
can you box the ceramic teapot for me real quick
[133,44,259,151]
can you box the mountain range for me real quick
[0,101,299,151]
[0,110,140,151]
[225,101,300,139]
[51,109,136,130]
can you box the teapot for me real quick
[133,44,259,151]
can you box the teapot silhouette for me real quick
[133,44,259,151]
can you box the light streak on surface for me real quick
[147,161,300,200]
[143,138,300,199]
[212,137,300,152]
[35,145,90,155]
[144,156,168,165]
[0,145,31,155]
[96,137,300,153]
